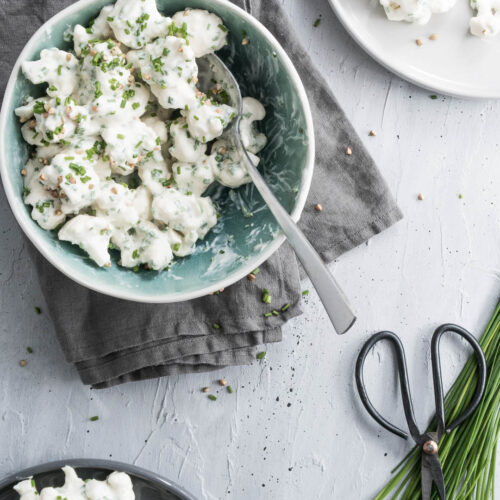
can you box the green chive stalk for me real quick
[375,300,500,499]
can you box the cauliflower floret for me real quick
[240,97,267,154]
[101,120,163,175]
[23,159,66,230]
[112,221,173,270]
[17,97,78,146]
[142,115,168,143]
[91,82,150,121]
[470,0,500,37]
[167,227,200,257]
[172,155,215,196]
[73,5,114,56]
[171,9,228,57]
[58,215,112,267]
[211,139,260,188]
[128,36,198,109]
[76,40,131,106]
[85,471,135,500]
[152,188,217,240]
[108,0,171,49]
[22,48,78,97]
[93,181,140,230]
[133,186,153,220]
[182,98,236,143]
[169,118,207,162]
[379,0,456,25]
[39,153,100,214]
[138,158,173,195]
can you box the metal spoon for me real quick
[198,54,356,335]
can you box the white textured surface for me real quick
[0,0,499,498]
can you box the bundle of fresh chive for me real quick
[376,300,500,499]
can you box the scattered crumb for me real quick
[417,193,424,201]
[315,203,323,212]
[416,39,423,46]
[202,387,210,393]
[345,146,352,156]
[369,130,376,136]
[19,360,27,367]
[429,33,438,40]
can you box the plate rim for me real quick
[0,458,197,500]
[327,0,500,99]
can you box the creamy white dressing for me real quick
[17,1,267,271]
[379,0,456,24]
[14,466,134,500]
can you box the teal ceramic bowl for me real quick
[0,0,314,302]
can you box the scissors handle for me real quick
[431,324,487,438]
[355,331,421,441]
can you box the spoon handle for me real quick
[243,154,356,335]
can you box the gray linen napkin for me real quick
[0,0,402,388]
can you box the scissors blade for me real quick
[421,453,446,500]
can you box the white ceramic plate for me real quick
[328,0,500,98]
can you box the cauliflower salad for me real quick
[14,466,134,500]
[16,0,267,271]
[379,0,500,38]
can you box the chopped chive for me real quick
[252,268,260,275]
[313,17,321,27]
[430,95,438,99]
[302,290,310,296]
[90,416,99,421]
[27,347,33,354]
[272,310,279,316]
[262,290,272,304]
[35,306,42,314]
[281,303,290,312]
[227,386,233,394]
[213,323,221,329]
[264,312,272,318]
[256,352,266,360]
[57,65,62,75]
[208,394,217,401]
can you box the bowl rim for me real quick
[0,458,197,499]
[0,0,315,304]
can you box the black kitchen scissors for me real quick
[355,324,487,500]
